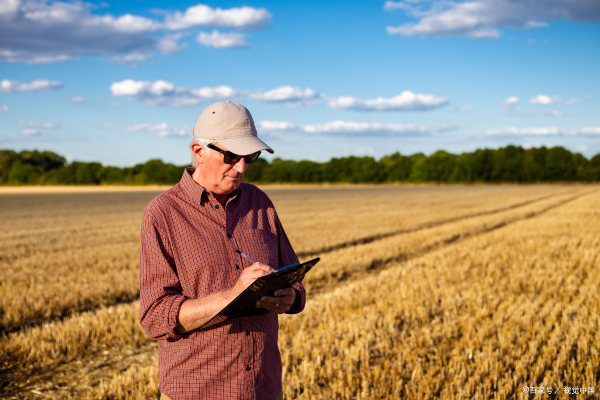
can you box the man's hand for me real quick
[256,287,297,314]
[228,262,274,300]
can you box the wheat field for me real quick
[0,184,598,399]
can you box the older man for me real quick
[139,101,305,400]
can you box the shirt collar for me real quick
[179,167,206,205]
[179,167,242,206]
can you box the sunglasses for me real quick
[207,143,261,164]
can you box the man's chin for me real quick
[216,179,241,194]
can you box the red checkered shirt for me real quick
[140,168,306,400]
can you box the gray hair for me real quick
[191,137,213,167]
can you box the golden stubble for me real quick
[0,184,598,399]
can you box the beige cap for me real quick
[192,101,274,155]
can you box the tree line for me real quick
[1,145,599,185]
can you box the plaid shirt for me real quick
[140,168,305,400]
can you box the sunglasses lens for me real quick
[221,153,239,164]
[244,151,261,164]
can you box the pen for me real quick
[235,249,257,264]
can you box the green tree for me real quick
[409,154,428,182]
[492,145,525,181]
[1,146,599,185]
[450,153,478,182]
[244,158,269,182]
[472,149,495,181]
[424,150,456,182]
[20,150,66,171]
[77,162,102,184]
[98,166,125,183]
[589,153,600,180]
[8,161,40,184]
[544,146,576,181]
[380,152,413,182]
[522,150,543,181]
[324,156,384,182]
[0,150,18,183]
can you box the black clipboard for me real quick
[200,257,320,329]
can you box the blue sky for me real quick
[1,0,599,166]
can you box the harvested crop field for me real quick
[1,184,598,399]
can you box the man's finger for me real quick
[245,270,269,279]
[257,295,293,306]
[248,262,275,272]
[273,288,294,297]
[255,298,293,313]
[257,300,292,308]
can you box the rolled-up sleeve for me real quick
[139,208,186,340]
[273,209,306,314]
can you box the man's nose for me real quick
[233,157,247,173]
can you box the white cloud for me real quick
[0,49,72,63]
[20,128,40,137]
[253,86,319,104]
[69,96,85,104]
[503,96,520,107]
[111,80,155,97]
[111,79,237,106]
[158,33,187,54]
[504,94,567,117]
[0,0,20,20]
[0,1,271,63]
[19,120,60,136]
[1,79,62,92]
[165,4,271,30]
[384,0,422,12]
[22,121,60,130]
[328,91,447,111]
[485,126,600,137]
[509,109,565,118]
[105,14,160,33]
[111,81,321,107]
[386,0,600,39]
[0,105,9,112]
[128,123,187,137]
[0,1,159,63]
[301,120,456,135]
[571,127,600,136]
[258,120,297,132]
[112,51,153,63]
[196,30,247,49]
[530,94,562,105]
[256,119,457,136]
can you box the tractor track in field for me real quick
[0,291,141,337]
[307,189,595,295]
[297,189,573,259]
[1,189,596,399]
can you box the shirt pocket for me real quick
[248,228,279,268]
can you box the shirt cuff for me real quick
[165,294,187,340]
[286,283,306,314]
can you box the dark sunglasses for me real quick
[207,143,261,165]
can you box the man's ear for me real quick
[191,142,203,164]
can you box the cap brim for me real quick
[217,136,274,155]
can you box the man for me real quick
[139,101,306,400]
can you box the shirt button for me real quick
[246,366,251,371]
[227,233,232,239]
[245,330,250,336]
[235,264,240,270]
[214,204,219,209]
